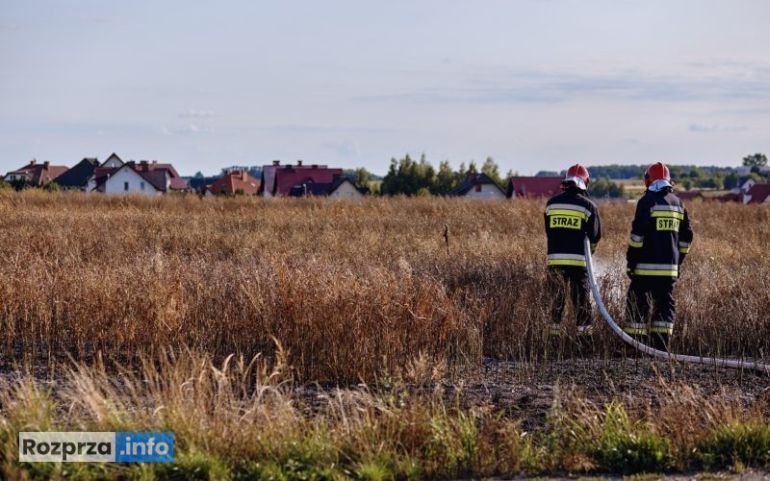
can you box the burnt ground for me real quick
[295,354,770,429]
[3,348,770,430]
[462,356,770,428]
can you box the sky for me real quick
[2,0,770,176]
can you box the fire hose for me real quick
[583,237,770,374]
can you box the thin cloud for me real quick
[322,140,361,157]
[255,124,397,135]
[161,124,210,135]
[354,66,770,105]
[178,109,215,119]
[688,123,748,133]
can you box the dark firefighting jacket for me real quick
[544,188,602,268]
[626,188,694,277]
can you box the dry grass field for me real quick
[1,191,769,479]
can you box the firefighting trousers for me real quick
[624,276,676,335]
[547,266,591,327]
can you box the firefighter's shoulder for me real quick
[545,190,569,206]
[636,191,655,211]
[574,191,599,213]
[665,191,685,207]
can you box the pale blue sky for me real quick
[2,0,770,175]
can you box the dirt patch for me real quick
[452,356,770,428]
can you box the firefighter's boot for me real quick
[576,324,594,354]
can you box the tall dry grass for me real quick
[2,351,770,479]
[0,190,768,382]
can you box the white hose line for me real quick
[583,237,770,374]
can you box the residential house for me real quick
[506,176,562,199]
[745,184,770,204]
[101,153,125,168]
[288,176,366,199]
[730,176,756,196]
[87,166,120,192]
[86,153,125,192]
[206,169,261,196]
[260,160,344,197]
[89,160,189,195]
[53,157,100,190]
[4,160,69,186]
[447,173,505,199]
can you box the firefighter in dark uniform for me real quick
[544,164,602,337]
[625,162,694,351]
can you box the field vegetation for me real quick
[0,191,769,479]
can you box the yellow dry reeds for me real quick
[0,190,768,383]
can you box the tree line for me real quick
[375,154,625,198]
[378,154,506,196]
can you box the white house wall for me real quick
[102,156,124,168]
[329,180,364,199]
[103,168,161,195]
[463,184,505,199]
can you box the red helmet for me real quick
[644,162,671,190]
[562,164,590,190]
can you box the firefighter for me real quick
[544,164,602,337]
[625,162,694,351]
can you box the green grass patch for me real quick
[697,423,770,470]
[592,402,673,474]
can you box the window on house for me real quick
[124,181,129,191]
[475,184,482,192]
[140,181,145,191]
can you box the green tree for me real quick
[723,171,739,190]
[481,156,503,185]
[380,154,436,196]
[352,167,372,189]
[743,153,768,173]
[433,160,456,195]
[588,177,625,198]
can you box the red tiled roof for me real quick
[132,162,188,190]
[91,162,188,192]
[506,176,562,198]
[90,167,121,190]
[207,170,260,195]
[269,165,343,196]
[747,184,770,204]
[6,161,69,186]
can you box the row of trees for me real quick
[379,154,507,196]
[534,153,768,191]
[376,154,626,198]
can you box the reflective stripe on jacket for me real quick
[626,189,694,277]
[544,189,602,268]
